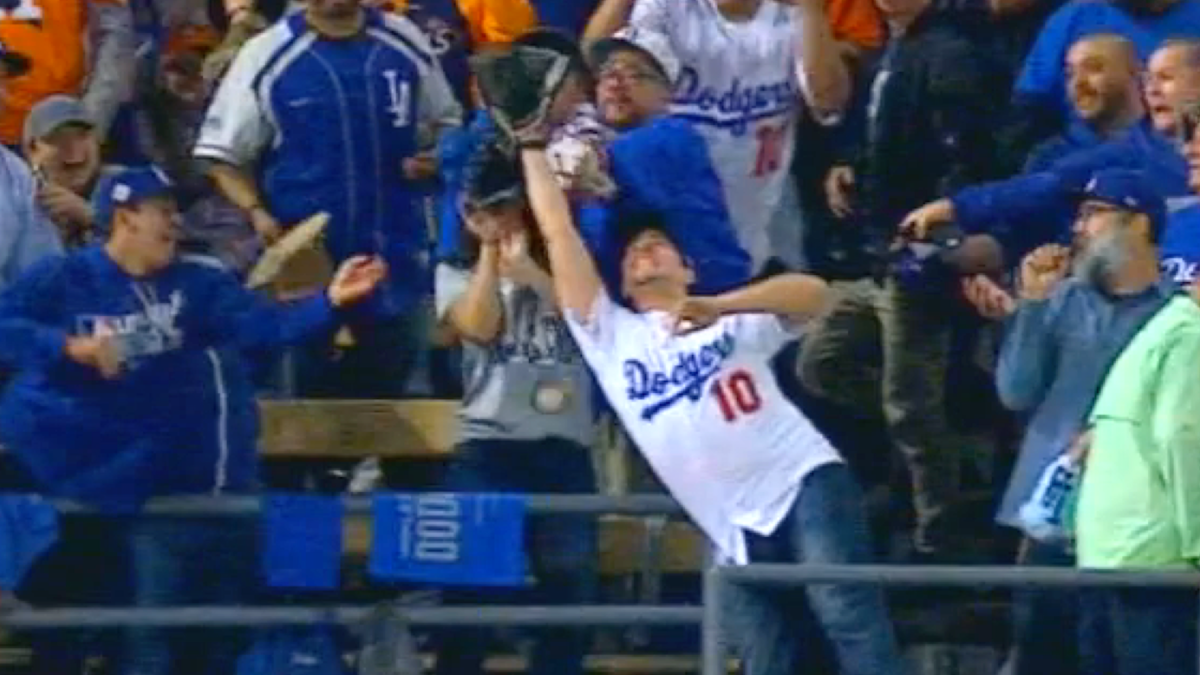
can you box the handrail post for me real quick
[701,564,725,675]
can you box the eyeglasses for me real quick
[596,66,662,85]
[1076,202,1123,221]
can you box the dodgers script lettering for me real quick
[624,332,735,421]
[673,67,798,136]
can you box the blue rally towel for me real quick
[369,492,526,587]
[263,494,343,590]
[0,494,58,591]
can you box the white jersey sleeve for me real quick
[193,27,287,166]
[379,13,463,141]
[629,0,672,34]
[563,290,639,366]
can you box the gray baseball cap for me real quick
[22,95,94,147]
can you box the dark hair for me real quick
[614,209,677,260]
[452,132,550,271]
[463,133,523,211]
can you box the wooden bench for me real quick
[259,399,459,459]
[260,399,708,576]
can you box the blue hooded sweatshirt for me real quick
[0,246,339,513]
[950,124,1189,262]
[438,113,752,295]
[577,115,752,296]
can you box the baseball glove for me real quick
[470,46,572,149]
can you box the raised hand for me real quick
[668,296,723,335]
[960,275,1016,320]
[899,199,955,241]
[327,256,388,307]
[1018,244,1071,301]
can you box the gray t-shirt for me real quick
[435,263,595,447]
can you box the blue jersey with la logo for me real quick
[1161,202,1200,288]
[195,9,462,316]
[564,292,843,564]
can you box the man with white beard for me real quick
[584,0,849,270]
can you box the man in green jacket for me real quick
[1076,172,1200,675]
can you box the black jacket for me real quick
[835,12,1004,238]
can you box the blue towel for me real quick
[262,494,343,590]
[369,492,526,587]
[0,494,58,591]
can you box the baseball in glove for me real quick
[470,45,572,149]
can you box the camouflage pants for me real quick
[796,278,961,553]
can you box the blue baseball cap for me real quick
[92,166,175,231]
[0,39,30,78]
[1077,168,1167,238]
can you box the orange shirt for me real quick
[0,0,126,145]
[825,0,884,51]
[388,0,536,48]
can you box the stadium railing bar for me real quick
[7,494,1200,675]
[3,493,696,630]
[700,564,1200,675]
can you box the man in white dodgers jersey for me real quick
[514,142,904,675]
[622,0,850,269]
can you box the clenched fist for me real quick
[1018,244,1071,301]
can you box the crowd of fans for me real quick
[1,0,1200,672]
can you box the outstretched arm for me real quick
[670,272,829,335]
[709,273,829,323]
[519,147,606,316]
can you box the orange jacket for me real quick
[0,0,128,145]
[389,0,536,47]
[826,0,884,51]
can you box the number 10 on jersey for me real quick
[711,369,762,422]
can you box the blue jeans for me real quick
[1009,538,1078,675]
[724,463,905,675]
[434,436,597,675]
[1079,586,1198,675]
[122,516,259,675]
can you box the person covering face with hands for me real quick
[432,135,598,675]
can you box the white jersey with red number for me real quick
[630,0,803,268]
[565,292,842,564]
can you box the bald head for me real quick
[1145,39,1200,135]
[1066,34,1144,131]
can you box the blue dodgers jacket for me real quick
[950,124,1189,262]
[577,115,752,296]
[0,246,339,513]
[195,9,462,318]
[436,113,752,295]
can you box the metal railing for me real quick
[4,493,697,632]
[700,564,1200,675]
[6,494,1200,675]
